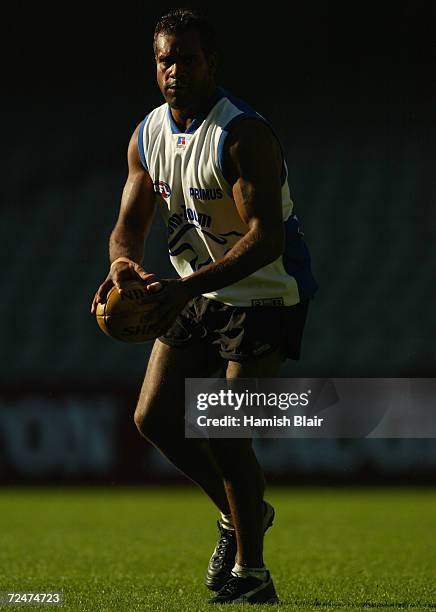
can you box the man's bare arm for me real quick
[91,124,157,312]
[181,118,284,297]
[109,125,156,264]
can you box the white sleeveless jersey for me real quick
[138,88,317,306]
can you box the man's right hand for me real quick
[90,259,156,314]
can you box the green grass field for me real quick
[1,487,436,611]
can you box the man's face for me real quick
[155,29,216,110]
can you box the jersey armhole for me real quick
[137,116,149,171]
[217,114,287,186]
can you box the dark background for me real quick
[1,1,435,482]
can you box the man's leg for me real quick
[134,338,230,514]
[206,349,282,604]
[209,349,283,567]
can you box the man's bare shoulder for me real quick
[225,117,277,149]
[223,118,282,182]
[128,122,145,172]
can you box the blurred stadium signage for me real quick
[1,384,436,483]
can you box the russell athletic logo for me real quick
[154,180,172,198]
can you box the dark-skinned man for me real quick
[91,8,317,605]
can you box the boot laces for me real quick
[212,525,235,564]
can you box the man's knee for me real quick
[134,400,162,441]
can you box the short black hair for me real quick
[153,8,217,57]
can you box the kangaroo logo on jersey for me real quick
[166,206,244,272]
[154,180,171,199]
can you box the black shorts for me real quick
[159,295,310,362]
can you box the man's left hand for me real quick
[145,278,192,337]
